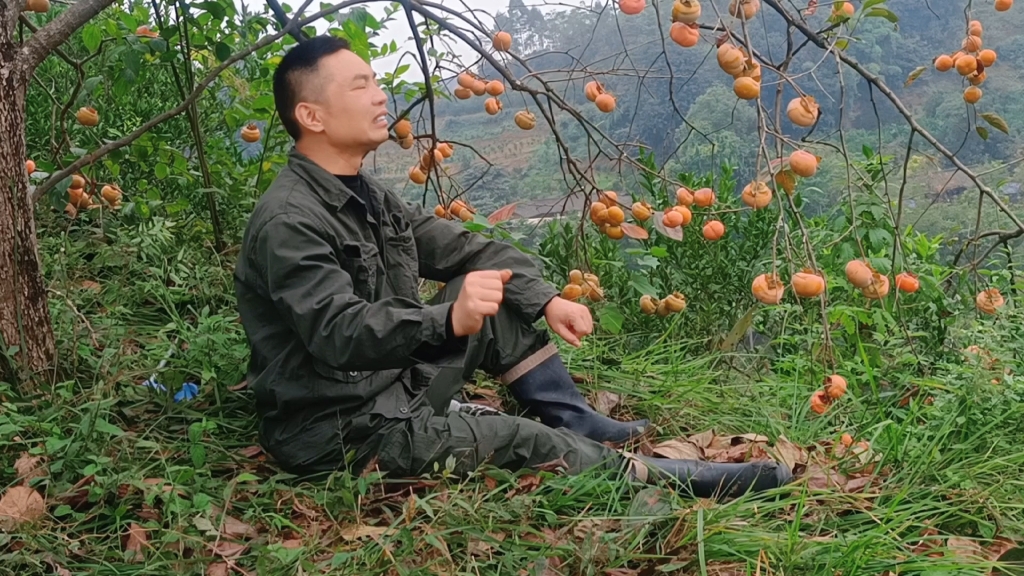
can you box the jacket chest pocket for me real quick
[339,241,379,302]
[384,212,419,298]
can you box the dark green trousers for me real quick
[344,275,625,478]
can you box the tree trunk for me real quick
[0,45,56,383]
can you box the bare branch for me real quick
[18,0,118,78]
[761,0,1024,234]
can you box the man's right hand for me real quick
[450,269,513,337]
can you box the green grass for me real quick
[4,218,1024,575]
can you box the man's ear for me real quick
[294,101,325,135]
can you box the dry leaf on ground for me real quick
[768,435,808,472]
[604,569,639,576]
[467,532,505,557]
[947,536,984,560]
[339,524,390,541]
[280,539,303,549]
[651,439,703,460]
[206,562,229,576]
[211,541,248,559]
[125,522,147,563]
[13,453,48,484]
[210,506,257,539]
[687,430,716,449]
[594,391,621,415]
[238,446,263,458]
[0,485,46,530]
[507,473,543,497]
[705,561,748,576]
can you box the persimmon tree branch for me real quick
[32,0,369,203]
[18,0,117,77]
[761,0,1024,235]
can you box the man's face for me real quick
[302,49,390,151]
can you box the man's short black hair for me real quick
[273,35,351,140]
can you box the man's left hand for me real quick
[543,297,593,347]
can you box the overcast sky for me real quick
[278,0,559,81]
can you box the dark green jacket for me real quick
[234,149,558,468]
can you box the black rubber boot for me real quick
[632,455,793,499]
[507,354,649,444]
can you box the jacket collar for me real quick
[286,148,355,211]
[286,148,392,230]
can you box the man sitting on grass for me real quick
[233,35,793,498]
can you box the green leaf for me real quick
[598,305,624,335]
[865,7,898,23]
[862,0,886,9]
[118,12,138,31]
[650,246,669,258]
[903,66,926,88]
[155,163,169,179]
[82,76,103,95]
[93,417,124,437]
[977,126,990,141]
[235,472,260,483]
[82,24,102,52]
[835,39,849,51]
[867,227,892,247]
[214,41,232,63]
[252,94,275,110]
[630,277,659,297]
[980,112,1009,134]
[194,1,226,19]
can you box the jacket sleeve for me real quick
[403,199,560,324]
[254,212,452,371]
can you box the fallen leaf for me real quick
[125,523,147,563]
[768,435,807,472]
[467,532,505,557]
[573,518,617,540]
[207,562,229,576]
[651,439,703,460]
[803,464,849,491]
[733,433,770,444]
[687,430,715,449]
[14,453,48,484]
[56,474,95,509]
[947,536,984,559]
[988,536,1018,560]
[484,475,499,491]
[211,541,247,559]
[604,569,639,576]
[843,476,874,494]
[709,442,757,463]
[280,539,303,549]
[339,524,390,541]
[80,280,102,291]
[508,473,543,497]
[593,390,621,416]
[707,435,735,452]
[238,446,263,458]
[0,485,46,530]
[706,562,748,576]
[210,506,257,539]
[228,380,248,391]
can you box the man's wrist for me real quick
[535,295,558,322]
